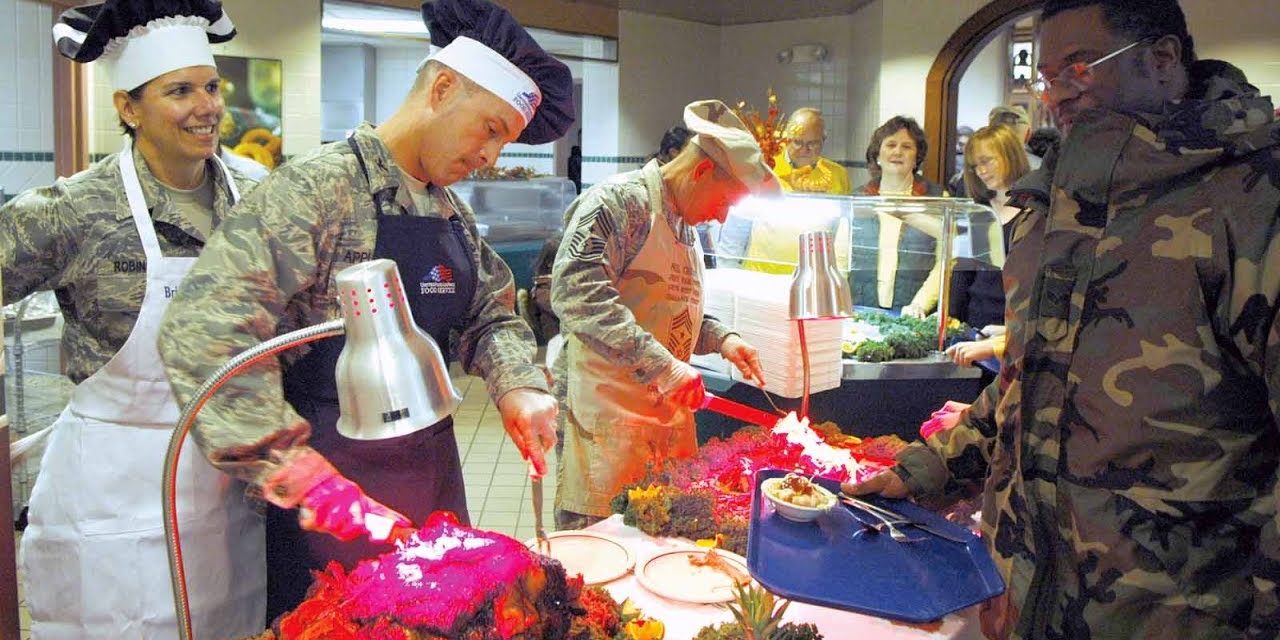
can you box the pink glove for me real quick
[261,447,411,542]
[654,360,706,410]
[299,473,412,542]
[919,401,970,440]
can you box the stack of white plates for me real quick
[702,269,843,398]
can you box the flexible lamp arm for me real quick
[162,319,345,640]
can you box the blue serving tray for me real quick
[746,469,1005,623]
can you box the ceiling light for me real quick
[322,16,428,37]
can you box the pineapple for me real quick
[724,583,791,640]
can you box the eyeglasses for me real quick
[1027,39,1146,104]
[968,156,999,170]
[789,138,824,151]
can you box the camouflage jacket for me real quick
[549,160,734,390]
[0,147,254,383]
[895,61,1280,639]
[158,123,547,484]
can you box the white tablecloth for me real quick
[584,515,985,640]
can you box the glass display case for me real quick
[711,194,1003,313]
[694,194,1003,440]
[450,177,578,290]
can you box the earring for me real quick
[127,121,138,129]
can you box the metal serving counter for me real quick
[450,177,577,291]
[693,193,997,443]
[695,363,981,445]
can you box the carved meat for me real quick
[258,512,585,640]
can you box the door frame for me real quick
[45,0,89,176]
[922,0,1044,183]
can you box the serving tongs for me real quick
[699,392,784,428]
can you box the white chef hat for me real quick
[53,0,236,91]
[684,99,781,193]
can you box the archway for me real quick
[922,0,1044,184]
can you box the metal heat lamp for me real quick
[789,231,853,417]
[162,259,462,640]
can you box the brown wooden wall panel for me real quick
[923,0,1043,184]
[361,0,619,38]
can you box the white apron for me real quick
[559,165,705,516]
[19,143,267,639]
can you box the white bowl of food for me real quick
[760,473,837,522]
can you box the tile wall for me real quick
[321,39,577,179]
[0,0,55,205]
[85,0,325,162]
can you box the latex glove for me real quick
[841,469,910,499]
[497,388,558,478]
[653,359,706,411]
[945,339,997,366]
[900,304,927,319]
[719,334,765,388]
[919,400,970,440]
[298,471,411,543]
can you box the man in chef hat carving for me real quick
[550,99,776,529]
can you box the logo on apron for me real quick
[667,308,694,361]
[420,264,457,295]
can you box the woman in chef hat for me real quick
[5,1,265,637]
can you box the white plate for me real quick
[635,547,753,604]
[524,531,635,585]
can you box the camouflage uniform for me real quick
[549,160,734,397]
[0,146,254,380]
[157,122,547,485]
[550,160,736,521]
[894,61,1280,639]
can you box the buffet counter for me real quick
[584,515,985,640]
[695,368,981,444]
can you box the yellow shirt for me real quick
[770,154,852,195]
[740,154,853,274]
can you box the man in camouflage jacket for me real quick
[847,2,1280,637]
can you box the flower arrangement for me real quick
[691,583,824,640]
[732,89,789,168]
[611,416,906,556]
[571,588,667,640]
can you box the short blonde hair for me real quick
[411,59,481,96]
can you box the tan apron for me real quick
[18,142,266,639]
[559,165,705,517]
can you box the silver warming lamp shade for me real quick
[788,231,852,417]
[163,258,460,640]
[334,259,462,438]
[789,230,853,321]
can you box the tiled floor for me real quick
[451,369,558,542]
[14,369,550,639]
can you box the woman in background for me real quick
[944,124,1032,368]
[854,116,947,318]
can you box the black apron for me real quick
[266,135,478,623]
